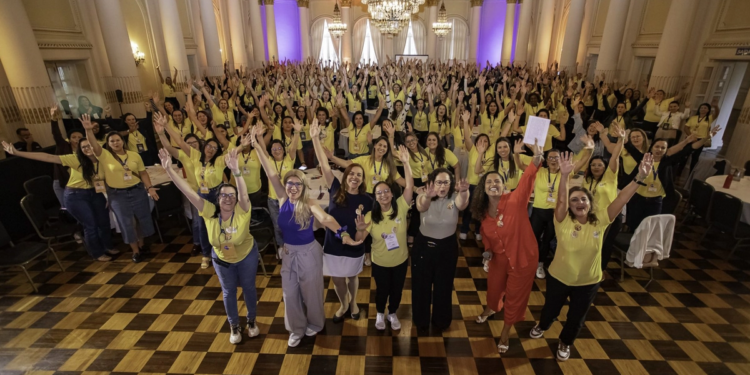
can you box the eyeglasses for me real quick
[286,182,304,189]
[219,193,236,200]
[435,180,451,186]
[205,145,218,151]
[81,145,92,150]
[548,156,560,161]
[375,189,391,196]
[271,147,283,152]
[187,140,199,146]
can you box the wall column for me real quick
[594,0,630,83]
[0,0,56,146]
[534,0,555,67]
[468,0,482,64]
[648,0,699,95]
[265,0,279,61]
[501,0,516,65]
[340,0,352,64]
[426,0,437,59]
[159,0,191,85]
[94,0,144,116]
[226,0,248,68]
[514,0,533,66]
[248,0,265,63]
[190,0,208,73]
[558,0,585,73]
[198,0,223,76]
[576,0,595,74]
[298,0,312,60]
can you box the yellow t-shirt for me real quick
[406,150,429,181]
[199,202,255,263]
[345,91,363,112]
[366,196,409,267]
[275,132,302,156]
[585,168,618,212]
[98,149,145,188]
[168,118,194,148]
[268,155,295,200]
[424,149,458,175]
[211,105,237,129]
[452,125,468,155]
[177,150,199,192]
[162,83,175,98]
[467,145,495,185]
[621,149,638,175]
[298,121,312,143]
[237,149,261,194]
[348,123,371,155]
[60,154,93,189]
[480,112,507,144]
[352,155,402,193]
[532,167,562,209]
[686,115,712,139]
[637,161,665,198]
[189,149,227,191]
[125,130,148,153]
[428,113,451,138]
[412,110,429,132]
[319,123,336,152]
[549,210,612,286]
[519,124,559,151]
[523,103,546,125]
[644,97,674,123]
[495,155,531,191]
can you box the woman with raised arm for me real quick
[80,114,158,263]
[683,100,719,172]
[423,132,461,179]
[459,110,495,241]
[412,169,470,331]
[158,146,260,345]
[262,123,299,259]
[200,80,238,132]
[354,145,414,332]
[530,152,653,362]
[184,88,213,140]
[4,138,116,261]
[469,140,544,353]
[478,76,514,144]
[325,135,404,194]
[492,138,531,191]
[310,120,372,323]
[253,126,361,348]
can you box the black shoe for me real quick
[132,252,143,263]
[350,304,360,320]
[332,313,345,324]
[191,245,201,256]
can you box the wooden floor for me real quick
[1,217,749,375]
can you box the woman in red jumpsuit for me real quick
[470,139,543,354]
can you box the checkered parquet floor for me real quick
[1,217,750,375]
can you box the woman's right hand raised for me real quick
[2,141,17,155]
[158,148,172,170]
[355,213,369,232]
[79,114,93,130]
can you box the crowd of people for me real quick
[2,58,721,360]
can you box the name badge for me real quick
[136,143,145,153]
[383,228,399,251]
[300,132,307,141]
[547,193,556,203]
[353,143,360,152]
[372,175,379,186]
[94,179,106,193]
[242,166,250,175]
[200,182,209,194]
[123,170,133,181]
[648,184,657,193]
[224,121,230,128]
[593,231,600,239]
[221,243,238,260]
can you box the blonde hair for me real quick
[283,169,313,230]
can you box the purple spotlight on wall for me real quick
[260,5,269,60]
[510,3,520,62]
[476,0,505,65]
[274,0,302,61]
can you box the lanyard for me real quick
[498,159,508,181]
[114,152,129,169]
[548,169,559,192]
[652,163,659,181]
[243,150,252,164]
[218,212,235,242]
[616,116,623,124]
[354,124,364,139]
[274,158,283,175]
[374,159,384,177]
[588,177,598,195]
[427,151,437,170]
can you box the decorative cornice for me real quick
[631,43,659,48]
[297,0,308,6]
[703,41,750,48]
[340,0,351,7]
[38,42,92,49]
[425,0,438,7]
[264,0,273,5]
[470,0,483,6]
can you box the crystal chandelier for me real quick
[376,18,407,38]
[432,3,451,38]
[328,2,347,38]
[363,0,422,35]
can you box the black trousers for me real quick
[372,259,409,314]
[601,214,624,270]
[539,275,599,346]
[688,145,704,173]
[626,194,662,231]
[411,233,458,329]
[530,207,556,264]
[460,185,479,235]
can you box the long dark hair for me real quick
[76,139,97,186]
[371,181,398,223]
[470,172,500,221]
[333,163,366,207]
[370,136,398,185]
[389,100,403,121]
[568,186,599,225]
[426,132,446,166]
[492,137,517,180]
[696,103,712,122]
[279,115,296,149]
[200,139,223,166]
[585,156,608,185]
[273,103,285,124]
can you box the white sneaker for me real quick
[475,233,482,242]
[387,313,401,330]
[375,313,386,330]
[529,325,545,339]
[305,327,318,337]
[229,325,242,344]
[288,333,302,347]
[247,321,260,338]
[536,263,546,279]
[556,341,571,361]
[459,233,467,240]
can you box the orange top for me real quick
[480,162,539,269]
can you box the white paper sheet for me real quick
[522,116,551,146]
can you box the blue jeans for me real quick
[53,180,66,208]
[107,183,154,244]
[214,243,259,326]
[64,188,113,258]
[190,203,201,245]
[267,198,283,246]
[198,187,219,257]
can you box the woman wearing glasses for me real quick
[253,127,361,348]
[158,146,260,345]
[355,145,414,331]
[411,168,470,330]
[264,123,300,258]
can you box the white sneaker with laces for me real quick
[375,313,386,330]
[536,263,546,279]
[305,327,318,337]
[475,233,482,241]
[529,325,545,339]
[556,341,571,361]
[288,333,302,347]
[229,325,242,344]
[459,233,467,240]
[247,321,260,338]
[387,313,401,330]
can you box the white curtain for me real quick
[394,21,408,55]
[318,20,340,63]
[311,18,332,62]
[352,18,368,65]
[395,19,425,55]
[439,18,469,62]
[369,20,383,63]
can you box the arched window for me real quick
[438,17,469,61]
[404,20,417,54]
[318,19,340,64]
[355,19,381,65]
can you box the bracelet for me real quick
[145,186,153,190]
[335,226,349,240]
[232,171,242,177]
[635,180,647,186]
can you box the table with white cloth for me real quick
[303,168,344,229]
[706,175,750,224]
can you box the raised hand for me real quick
[610,123,625,138]
[559,151,575,175]
[638,153,654,177]
[79,114,93,130]
[383,121,395,137]
[710,125,722,137]
[456,179,470,193]
[158,148,172,170]
[50,106,59,120]
[310,118,320,138]
[2,141,17,155]
[224,147,240,172]
[528,138,543,156]
[513,139,524,154]
[580,134,595,149]
[153,113,165,134]
[461,110,471,124]
[424,182,437,198]
[397,144,410,164]
[355,212,369,232]
[476,140,487,154]
[240,132,252,148]
[292,118,303,133]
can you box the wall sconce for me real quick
[131,42,145,66]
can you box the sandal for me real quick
[475,310,495,323]
[497,337,510,353]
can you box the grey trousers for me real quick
[282,240,326,336]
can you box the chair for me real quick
[681,180,714,224]
[250,207,276,277]
[614,214,675,287]
[20,194,77,247]
[0,221,64,293]
[662,190,682,216]
[699,192,750,259]
[24,176,60,219]
[152,182,191,243]
[744,160,750,174]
